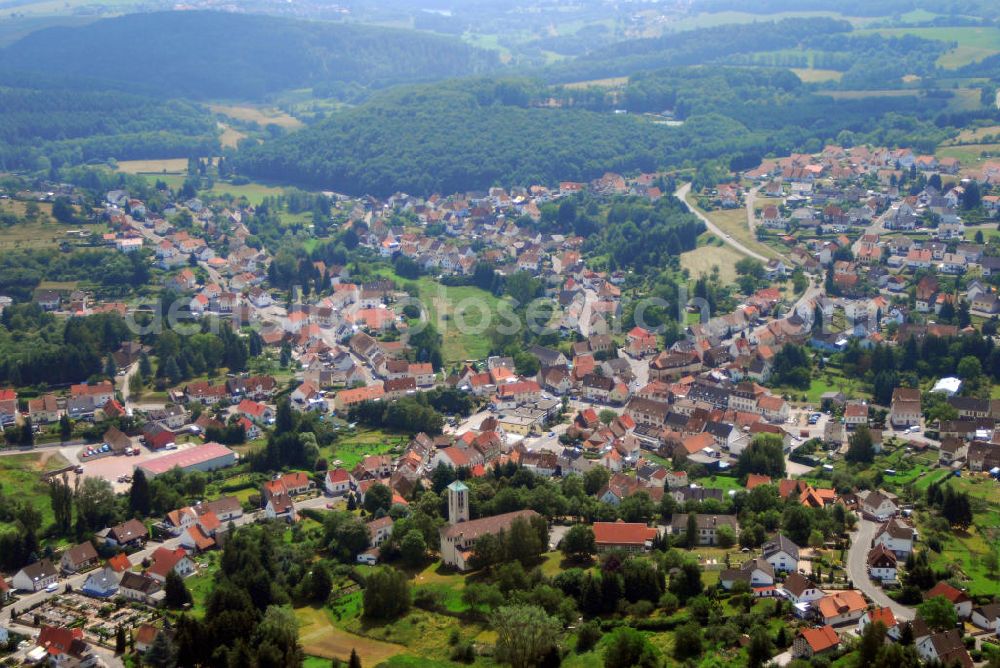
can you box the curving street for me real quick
[845,518,915,621]
[674,182,772,263]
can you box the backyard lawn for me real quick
[325,429,408,470]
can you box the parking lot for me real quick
[61,439,203,492]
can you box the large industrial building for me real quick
[137,442,237,478]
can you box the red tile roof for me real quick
[592,521,658,547]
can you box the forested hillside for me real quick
[544,18,850,84]
[0,83,219,171]
[234,82,704,195]
[234,71,976,195]
[1,11,499,100]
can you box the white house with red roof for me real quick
[626,326,658,357]
[325,468,356,496]
[236,398,274,424]
[145,547,194,583]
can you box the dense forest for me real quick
[0,83,219,171]
[234,82,692,196]
[0,249,150,302]
[234,71,980,195]
[1,11,499,101]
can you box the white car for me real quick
[45,582,59,593]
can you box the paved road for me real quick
[578,288,598,338]
[674,182,772,264]
[851,207,891,256]
[845,518,915,621]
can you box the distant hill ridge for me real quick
[1,11,500,100]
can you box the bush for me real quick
[412,588,443,612]
[626,600,654,617]
[449,642,475,663]
[576,621,602,653]
[658,592,679,614]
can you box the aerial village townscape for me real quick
[3,1,1000,667]
[1,138,1000,668]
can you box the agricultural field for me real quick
[666,10,869,32]
[947,125,1000,144]
[562,76,629,90]
[116,158,189,175]
[207,104,304,130]
[857,26,1000,68]
[218,122,247,149]
[790,68,843,83]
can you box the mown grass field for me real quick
[208,103,304,130]
[297,604,406,664]
[116,158,189,174]
[686,195,779,260]
[936,142,1000,166]
[377,268,504,364]
[202,181,289,205]
[771,363,870,405]
[679,241,742,283]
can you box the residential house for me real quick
[12,559,58,591]
[792,625,839,659]
[867,544,898,582]
[118,572,163,606]
[816,590,867,625]
[102,518,149,549]
[859,489,898,521]
[872,518,916,558]
[889,387,921,427]
[916,629,974,668]
[326,468,356,497]
[781,573,824,606]
[925,581,973,619]
[60,541,99,574]
[720,557,775,590]
[146,547,195,583]
[762,534,800,572]
[35,626,97,668]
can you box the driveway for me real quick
[845,518,915,621]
